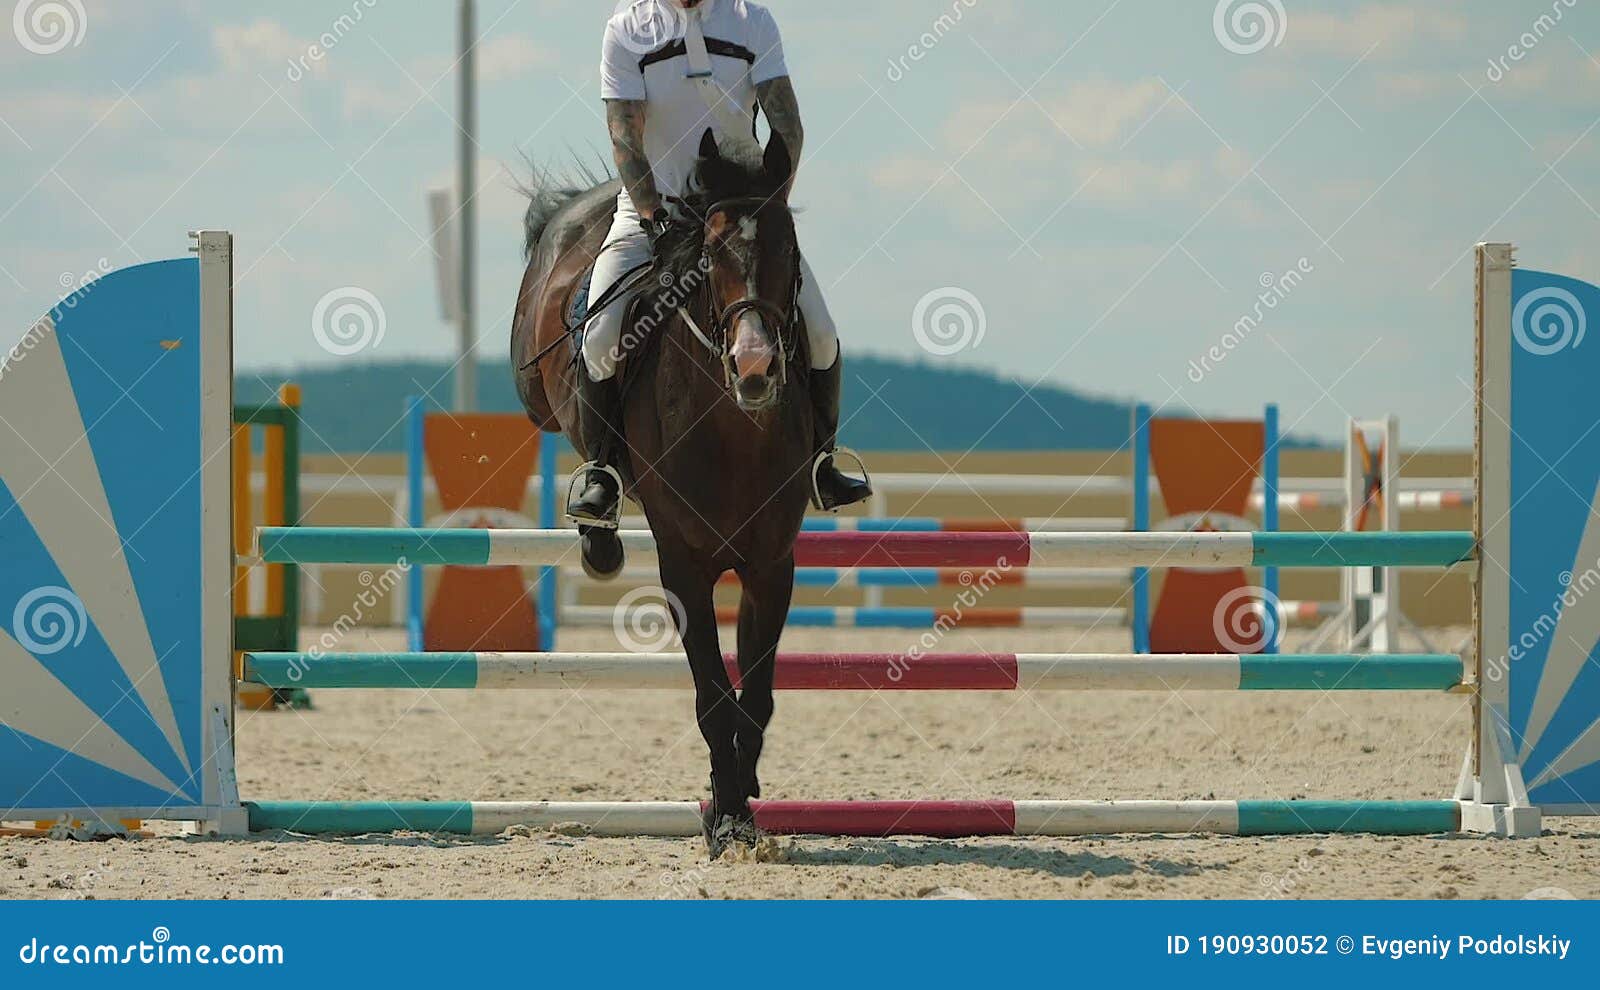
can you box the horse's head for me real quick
[677,128,798,412]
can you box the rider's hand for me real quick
[641,209,672,254]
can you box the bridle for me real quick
[672,195,803,390]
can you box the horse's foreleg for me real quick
[658,549,745,852]
[732,555,795,808]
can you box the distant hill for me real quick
[236,354,1295,454]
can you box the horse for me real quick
[511,131,814,856]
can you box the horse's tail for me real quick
[519,155,612,259]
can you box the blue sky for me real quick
[3,0,1597,445]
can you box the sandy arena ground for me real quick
[5,625,1597,900]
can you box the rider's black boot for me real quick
[809,354,872,511]
[568,362,624,524]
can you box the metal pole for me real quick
[456,0,478,412]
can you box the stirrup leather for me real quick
[565,460,624,530]
[809,446,871,512]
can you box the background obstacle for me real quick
[1132,404,1278,654]
[403,400,544,652]
[232,384,308,712]
[547,406,1458,652]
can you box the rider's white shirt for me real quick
[600,0,788,208]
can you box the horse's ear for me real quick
[699,128,721,162]
[764,131,793,189]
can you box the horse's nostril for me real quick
[736,374,774,407]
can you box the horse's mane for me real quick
[518,154,612,260]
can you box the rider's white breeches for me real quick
[581,201,839,381]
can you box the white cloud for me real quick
[1073,159,1198,204]
[476,36,560,82]
[1288,3,1468,57]
[214,19,313,73]
[944,77,1169,151]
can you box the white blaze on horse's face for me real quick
[726,214,774,382]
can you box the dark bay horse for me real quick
[511,132,813,856]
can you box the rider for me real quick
[569,0,873,523]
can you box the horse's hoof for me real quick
[703,812,764,860]
[580,528,625,581]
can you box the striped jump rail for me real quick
[569,566,1134,589]
[866,472,1471,498]
[255,527,1477,569]
[563,601,1335,629]
[244,798,1465,837]
[805,516,1131,532]
[1266,491,1474,512]
[559,605,1128,629]
[243,651,1465,692]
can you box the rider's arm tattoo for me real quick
[605,98,662,216]
[755,76,804,192]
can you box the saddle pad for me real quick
[565,260,596,331]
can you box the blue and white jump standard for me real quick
[0,237,1593,840]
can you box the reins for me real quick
[519,195,804,393]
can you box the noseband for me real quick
[671,195,802,390]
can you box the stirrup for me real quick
[809,446,871,512]
[565,460,624,530]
